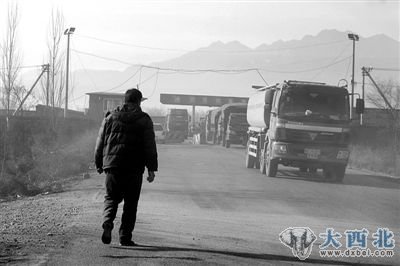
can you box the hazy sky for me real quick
[0,0,399,71]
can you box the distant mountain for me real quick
[150,29,398,71]
[22,29,400,109]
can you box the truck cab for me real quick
[225,113,249,148]
[246,80,362,182]
[164,109,189,143]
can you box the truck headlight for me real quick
[337,150,349,159]
[274,143,287,154]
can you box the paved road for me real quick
[46,143,399,265]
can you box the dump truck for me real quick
[164,108,189,143]
[224,113,249,148]
[245,80,364,182]
[216,103,247,147]
[205,109,214,143]
[205,108,222,144]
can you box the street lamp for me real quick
[348,33,359,119]
[64,27,75,118]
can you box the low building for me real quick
[86,91,153,124]
[86,92,125,123]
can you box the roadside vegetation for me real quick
[349,79,400,177]
[0,127,98,198]
[349,145,399,176]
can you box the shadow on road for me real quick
[102,254,202,261]
[342,173,400,189]
[275,170,400,190]
[107,244,391,265]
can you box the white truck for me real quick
[245,80,364,182]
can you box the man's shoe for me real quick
[101,224,112,244]
[119,240,137,246]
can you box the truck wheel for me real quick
[265,145,278,177]
[259,149,266,174]
[245,141,255,169]
[333,165,346,183]
[266,157,278,177]
[225,140,230,148]
[323,166,333,180]
[323,164,345,182]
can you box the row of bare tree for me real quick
[0,3,66,115]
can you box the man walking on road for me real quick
[94,88,158,246]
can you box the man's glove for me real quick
[97,168,103,174]
[147,171,155,183]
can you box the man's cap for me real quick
[125,88,142,103]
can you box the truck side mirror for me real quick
[264,104,271,124]
[356,98,365,114]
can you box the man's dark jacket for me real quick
[94,103,158,174]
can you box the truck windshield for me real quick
[170,115,188,121]
[278,86,349,121]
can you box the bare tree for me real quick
[367,79,400,127]
[0,3,21,114]
[367,79,400,173]
[40,9,65,109]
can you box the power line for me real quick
[68,66,142,103]
[138,71,159,86]
[310,42,351,80]
[259,56,352,74]
[370,67,400,72]
[75,34,347,53]
[71,49,135,66]
[75,34,187,53]
[144,69,159,99]
[72,48,259,73]
[72,44,98,91]
[70,47,353,105]
[0,64,43,70]
[73,48,353,76]
[105,67,142,92]
[344,56,352,79]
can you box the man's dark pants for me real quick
[103,168,143,242]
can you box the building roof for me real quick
[86,92,124,97]
[86,91,147,101]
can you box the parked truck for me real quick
[164,108,189,143]
[216,103,247,147]
[224,113,249,148]
[205,108,222,144]
[205,109,214,143]
[245,80,364,182]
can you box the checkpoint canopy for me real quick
[160,93,249,132]
[160,93,248,107]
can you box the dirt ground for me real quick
[1,144,399,265]
[0,177,90,265]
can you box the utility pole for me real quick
[13,64,49,116]
[64,27,75,118]
[361,68,365,125]
[192,105,196,133]
[348,33,359,119]
[45,63,50,106]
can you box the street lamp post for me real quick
[348,33,359,120]
[64,27,75,118]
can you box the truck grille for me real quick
[286,129,343,144]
